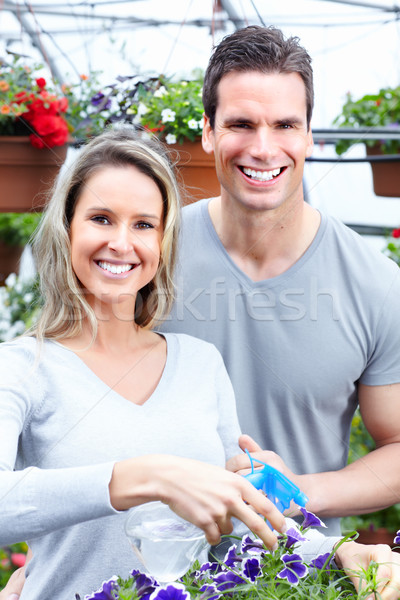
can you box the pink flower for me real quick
[392,228,400,239]
[11,553,26,568]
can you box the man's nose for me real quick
[250,127,277,160]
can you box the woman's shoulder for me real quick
[0,334,38,356]
[162,331,222,361]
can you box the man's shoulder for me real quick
[182,197,209,215]
[323,213,398,278]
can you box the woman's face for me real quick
[69,164,164,314]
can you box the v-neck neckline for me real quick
[199,199,326,291]
[48,333,171,409]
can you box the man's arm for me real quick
[228,382,400,519]
[302,382,400,518]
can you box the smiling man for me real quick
[161,25,400,536]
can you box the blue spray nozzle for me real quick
[243,450,308,513]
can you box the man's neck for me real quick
[208,196,321,282]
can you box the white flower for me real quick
[188,119,198,130]
[5,273,17,288]
[154,86,167,98]
[137,102,149,117]
[161,108,176,123]
[23,292,34,303]
[165,133,177,145]
[198,117,204,130]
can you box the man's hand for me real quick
[335,540,400,600]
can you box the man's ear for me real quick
[202,114,214,156]
[306,127,314,158]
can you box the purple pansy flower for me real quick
[309,552,332,570]
[241,534,265,554]
[281,526,308,549]
[84,576,118,600]
[394,530,400,545]
[214,571,244,592]
[130,569,158,599]
[149,582,190,600]
[277,553,308,585]
[299,507,326,529]
[242,556,262,582]
[223,544,242,567]
[198,583,222,600]
[90,92,112,110]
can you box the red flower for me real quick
[36,77,46,89]
[392,228,400,239]
[11,553,26,568]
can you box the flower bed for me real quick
[82,509,398,600]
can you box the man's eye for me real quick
[232,123,250,129]
[91,215,110,225]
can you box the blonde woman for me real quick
[0,127,285,599]
[0,128,399,600]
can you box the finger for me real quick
[371,551,400,600]
[203,520,222,546]
[238,434,263,453]
[232,500,279,550]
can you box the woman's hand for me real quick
[109,454,286,548]
[335,540,400,600]
[0,566,26,600]
[0,547,31,600]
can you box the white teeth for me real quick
[243,167,282,181]
[98,261,133,274]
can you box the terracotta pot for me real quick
[0,240,23,285]
[356,527,399,550]
[0,137,68,212]
[169,140,220,204]
[366,145,400,198]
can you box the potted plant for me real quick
[0,55,71,211]
[333,85,400,197]
[104,71,219,203]
[82,508,397,600]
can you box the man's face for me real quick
[202,71,313,214]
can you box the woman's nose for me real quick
[108,225,134,254]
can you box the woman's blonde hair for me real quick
[31,126,181,342]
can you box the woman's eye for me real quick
[91,215,110,225]
[136,221,153,230]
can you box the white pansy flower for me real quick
[165,133,177,145]
[154,86,167,98]
[161,109,176,123]
[188,119,198,130]
[137,102,149,117]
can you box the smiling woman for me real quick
[0,126,289,600]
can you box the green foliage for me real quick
[0,212,41,246]
[132,74,205,145]
[333,85,400,155]
[384,228,400,267]
[0,542,28,589]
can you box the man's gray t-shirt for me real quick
[160,199,400,534]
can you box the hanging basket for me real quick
[0,136,68,212]
[169,140,220,205]
[366,145,400,198]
